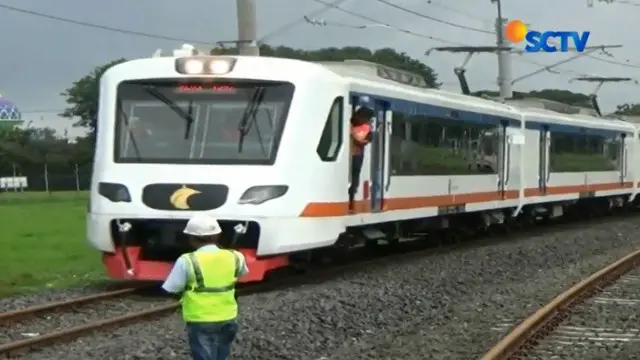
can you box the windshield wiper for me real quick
[117,97,142,161]
[145,86,195,139]
[237,87,265,153]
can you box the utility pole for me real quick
[236,0,259,56]
[492,0,512,99]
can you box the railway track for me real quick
[0,243,442,357]
[0,287,165,356]
[483,247,640,359]
[3,210,640,357]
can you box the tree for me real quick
[59,58,127,137]
[0,126,70,174]
[614,103,640,116]
[212,44,441,88]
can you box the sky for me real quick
[0,0,638,138]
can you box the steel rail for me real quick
[482,247,640,360]
[0,302,179,355]
[0,279,304,355]
[0,288,137,324]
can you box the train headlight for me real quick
[208,59,232,74]
[183,59,204,74]
[175,57,237,75]
[237,185,288,205]
[98,182,131,203]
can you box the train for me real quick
[87,44,640,283]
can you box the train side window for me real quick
[316,97,344,162]
[549,131,615,172]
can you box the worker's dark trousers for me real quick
[186,320,238,360]
[349,153,364,208]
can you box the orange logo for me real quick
[504,20,527,43]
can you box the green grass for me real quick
[0,192,105,297]
[0,190,88,205]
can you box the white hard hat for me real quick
[183,214,222,236]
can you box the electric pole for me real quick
[236,0,259,56]
[492,0,512,99]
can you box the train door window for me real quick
[390,114,405,174]
[316,97,344,162]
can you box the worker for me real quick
[348,107,374,211]
[162,214,249,360]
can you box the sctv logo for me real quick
[505,20,590,53]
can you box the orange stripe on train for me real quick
[299,182,634,217]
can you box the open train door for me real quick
[370,100,390,212]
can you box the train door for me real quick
[504,126,524,199]
[538,127,550,195]
[497,120,509,198]
[619,133,628,185]
[370,100,390,212]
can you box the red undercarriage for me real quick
[102,247,290,283]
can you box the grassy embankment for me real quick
[0,191,105,297]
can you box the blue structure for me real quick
[0,95,23,128]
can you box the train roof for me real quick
[519,107,636,132]
[313,59,637,132]
[315,59,521,119]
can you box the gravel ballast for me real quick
[6,217,640,360]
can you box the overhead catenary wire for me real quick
[307,0,594,80]
[422,0,490,23]
[369,0,640,69]
[0,1,356,49]
[0,3,217,45]
[0,0,635,72]
[258,0,352,42]
[0,0,627,87]
[308,0,465,45]
[375,0,494,34]
[0,1,453,50]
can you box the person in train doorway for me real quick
[349,106,374,212]
[162,214,249,360]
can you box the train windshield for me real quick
[114,79,295,165]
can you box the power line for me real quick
[259,0,351,42]
[422,0,489,23]
[0,1,355,48]
[0,3,216,45]
[316,1,640,87]
[308,0,461,45]
[375,0,494,34]
[3,1,638,71]
[0,1,629,87]
[370,0,640,69]
[307,0,593,80]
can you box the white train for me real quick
[87,45,639,283]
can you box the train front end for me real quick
[87,47,341,283]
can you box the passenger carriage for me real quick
[88,45,639,283]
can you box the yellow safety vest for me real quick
[181,250,240,322]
